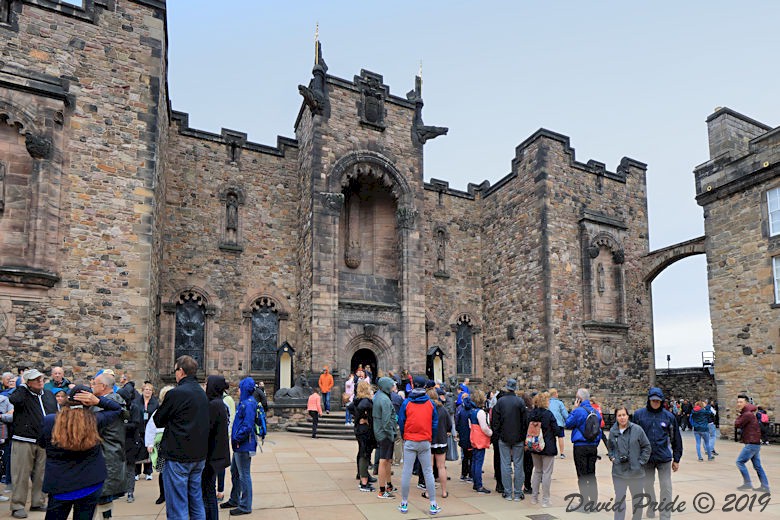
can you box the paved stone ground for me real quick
[5,431,776,519]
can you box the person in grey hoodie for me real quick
[607,407,651,520]
[372,377,397,499]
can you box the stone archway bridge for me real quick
[642,235,706,286]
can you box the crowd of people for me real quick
[0,357,266,520]
[335,366,772,518]
[0,360,772,519]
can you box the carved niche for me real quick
[218,186,245,252]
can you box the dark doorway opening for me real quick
[351,348,378,375]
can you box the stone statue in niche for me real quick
[344,192,361,268]
[225,192,239,243]
[435,229,446,273]
[597,262,605,294]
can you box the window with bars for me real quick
[251,299,279,372]
[456,315,473,375]
[175,293,206,369]
[768,187,780,236]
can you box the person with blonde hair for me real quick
[528,392,560,507]
[39,384,123,520]
[135,382,158,480]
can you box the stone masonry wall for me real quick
[542,135,651,409]
[0,1,166,381]
[655,368,717,403]
[422,187,482,380]
[159,121,300,382]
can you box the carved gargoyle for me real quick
[416,125,448,144]
[298,84,326,116]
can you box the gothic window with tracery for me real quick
[456,315,473,375]
[175,292,206,368]
[251,297,279,372]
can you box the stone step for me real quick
[294,421,354,431]
[286,426,355,440]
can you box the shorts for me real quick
[431,446,446,455]
[378,439,394,460]
[557,428,565,438]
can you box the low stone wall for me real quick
[655,367,717,402]
[266,404,308,432]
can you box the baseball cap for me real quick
[67,384,93,403]
[22,369,44,382]
[412,375,427,388]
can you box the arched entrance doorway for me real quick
[351,348,377,375]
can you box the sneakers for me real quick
[368,475,377,483]
[359,484,376,492]
[429,503,441,515]
[515,491,525,500]
[11,509,27,519]
[737,483,753,491]
[560,453,566,459]
[0,495,8,502]
[134,474,140,481]
[698,458,703,461]
[398,502,408,514]
[708,456,715,461]
[145,474,154,481]
[459,475,472,482]
[386,484,396,493]
[542,499,552,508]
[503,493,513,501]
[530,496,538,505]
[754,486,771,494]
[377,490,395,499]
[474,487,491,494]
[712,450,719,455]
[127,493,135,503]
[417,483,427,490]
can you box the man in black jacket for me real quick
[92,372,127,519]
[9,369,57,518]
[491,378,527,501]
[154,355,209,520]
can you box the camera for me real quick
[619,455,629,464]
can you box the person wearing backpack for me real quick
[491,378,527,501]
[564,388,602,510]
[528,392,559,508]
[467,389,492,495]
[607,406,651,520]
[220,377,257,516]
[632,387,682,520]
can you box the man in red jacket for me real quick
[734,395,770,493]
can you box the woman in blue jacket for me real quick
[220,377,257,516]
[690,401,713,461]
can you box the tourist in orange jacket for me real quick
[318,366,334,414]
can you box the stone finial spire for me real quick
[314,23,319,65]
[298,23,328,115]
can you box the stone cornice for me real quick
[0,266,60,288]
[338,299,401,312]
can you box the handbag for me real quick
[446,425,459,461]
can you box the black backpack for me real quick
[583,408,601,442]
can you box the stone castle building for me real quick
[5,1,774,416]
[694,108,779,434]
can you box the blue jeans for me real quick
[708,423,717,453]
[736,444,769,489]
[323,392,330,412]
[471,448,486,489]
[228,451,253,512]
[344,407,352,424]
[162,459,206,520]
[498,440,524,496]
[694,431,711,459]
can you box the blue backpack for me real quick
[255,402,267,441]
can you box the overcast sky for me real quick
[165,1,779,368]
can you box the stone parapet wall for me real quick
[655,368,717,403]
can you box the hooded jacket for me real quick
[318,370,334,394]
[232,377,258,453]
[398,387,438,442]
[565,399,602,446]
[607,421,651,479]
[206,376,230,471]
[690,405,711,432]
[118,382,146,464]
[455,396,474,449]
[94,391,128,497]
[372,377,397,442]
[734,403,761,444]
[632,387,683,463]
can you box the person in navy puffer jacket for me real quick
[222,378,257,516]
[632,387,682,520]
